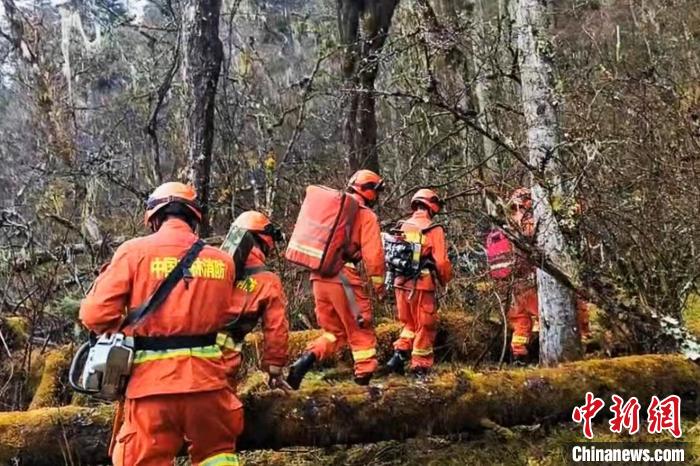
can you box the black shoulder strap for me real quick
[120,239,206,330]
[241,266,267,278]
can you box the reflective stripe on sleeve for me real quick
[133,345,222,365]
[399,329,416,339]
[370,275,383,284]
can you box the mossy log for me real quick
[28,346,73,410]
[0,316,30,350]
[243,311,502,367]
[1,355,698,465]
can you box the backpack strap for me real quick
[421,222,444,234]
[241,265,267,278]
[120,239,205,330]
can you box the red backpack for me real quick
[285,185,359,277]
[485,229,515,280]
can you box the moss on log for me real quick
[0,405,114,465]
[28,346,72,410]
[0,316,30,350]
[243,311,502,368]
[0,355,698,465]
[241,354,700,449]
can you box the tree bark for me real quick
[337,0,399,174]
[515,0,582,365]
[472,0,499,175]
[182,0,224,237]
[1,355,697,464]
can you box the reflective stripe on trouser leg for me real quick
[412,347,433,357]
[200,452,240,466]
[352,348,377,361]
[511,335,529,356]
[411,290,437,369]
[394,289,415,352]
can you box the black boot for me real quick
[410,366,431,381]
[385,350,409,375]
[354,373,373,386]
[512,354,529,367]
[286,352,316,390]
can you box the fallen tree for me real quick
[243,311,503,368]
[28,346,72,410]
[1,355,698,465]
[17,312,501,408]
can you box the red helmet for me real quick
[509,187,532,211]
[233,210,283,250]
[348,169,384,204]
[144,182,202,227]
[411,188,442,215]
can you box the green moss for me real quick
[28,346,72,410]
[683,293,700,338]
[237,417,700,465]
[1,316,30,349]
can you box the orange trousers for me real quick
[111,389,243,466]
[306,280,378,377]
[393,289,437,369]
[508,285,590,357]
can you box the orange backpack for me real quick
[285,185,359,277]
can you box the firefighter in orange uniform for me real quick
[385,189,453,376]
[79,182,242,466]
[287,169,386,388]
[218,211,290,391]
[506,187,590,361]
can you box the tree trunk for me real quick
[515,0,582,365]
[337,0,398,174]
[182,0,223,237]
[472,0,499,175]
[1,355,697,464]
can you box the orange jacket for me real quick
[311,193,385,288]
[222,246,289,372]
[79,219,237,399]
[395,210,453,291]
[510,209,536,278]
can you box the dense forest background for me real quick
[1,0,699,411]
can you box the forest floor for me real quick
[2,298,700,464]
[234,299,700,465]
[237,419,700,465]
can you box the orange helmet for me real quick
[144,182,202,227]
[347,169,384,204]
[233,210,284,251]
[411,188,442,215]
[509,187,532,211]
